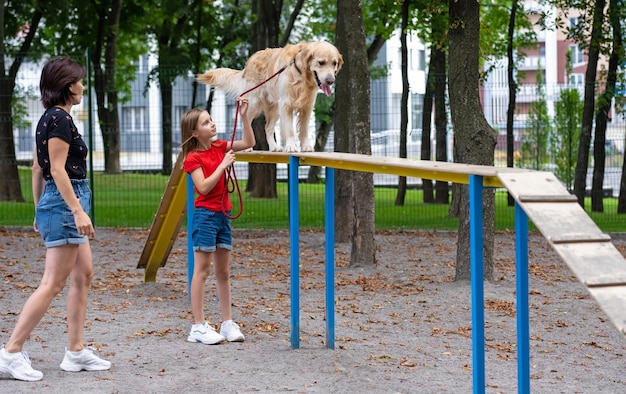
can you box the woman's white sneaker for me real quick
[220,320,245,342]
[0,347,43,381]
[60,346,111,372]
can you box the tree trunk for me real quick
[160,79,173,175]
[395,0,410,206]
[247,0,280,198]
[336,0,375,266]
[506,0,518,207]
[306,111,333,183]
[248,117,277,198]
[0,79,25,202]
[574,0,606,206]
[433,45,449,204]
[0,0,43,202]
[421,61,435,203]
[92,0,123,174]
[592,0,621,213]
[448,0,496,281]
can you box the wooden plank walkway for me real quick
[498,171,626,334]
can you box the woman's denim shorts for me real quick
[36,179,91,248]
[191,208,233,252]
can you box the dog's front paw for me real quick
[284,143,299,152]
[300,143,314,152]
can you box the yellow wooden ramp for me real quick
[137,152,187,282]
[498,171,626,334]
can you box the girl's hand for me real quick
[237,97,249,118]
[220,149,236,170]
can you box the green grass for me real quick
[1,167,625,232]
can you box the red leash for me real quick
[221,64,289,219]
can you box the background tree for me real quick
[306,0,396,184]
[521,66,551,170]
[551,51,582,192]
[148,0,199,175]
[247,0,283,198]
[90,0,123,174]
[591,0,624,212]
[246,0,307,198]
[394,0,410,206]
[0,0,46,202]
[572,0,606,206]
[335,0,375,266]
[448,0,497,280]
[35,0,150,175]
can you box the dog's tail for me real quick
[196,68,248,97]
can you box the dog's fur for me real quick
[197,42,343,152]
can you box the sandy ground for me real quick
[0,227,625,393]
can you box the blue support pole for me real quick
[469,175,485,394]
[515,203,531,394]
[325,167,335,349]
[288,156,300,349]
[186,173,195,300]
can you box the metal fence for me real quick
[2,58,625,231]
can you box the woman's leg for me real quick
[66,241,93,352]
[190,251,212,324]
[213,248,232,322]
[4,244,79,353]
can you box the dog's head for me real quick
[296,42,343,97]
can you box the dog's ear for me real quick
[335,53,344,74]
[295,44,315,73]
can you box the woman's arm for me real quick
[32,147,44,207]
[48,137,95,238]
[32,147,44,231]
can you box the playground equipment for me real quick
[137,152,187,282]
[138,151,626,394]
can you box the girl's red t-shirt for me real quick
[183,140,232,212]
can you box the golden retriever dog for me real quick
[197,41,343,152]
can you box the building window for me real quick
[122,106,146,132]
[569,73,583,86]
[569,45,584,65]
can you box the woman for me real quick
[0,57,110,381]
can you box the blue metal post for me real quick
[325,167,335,349]
[288,156,300,349]
[515,203,531,394]
[186,173,195,299]
[469,175,485,393]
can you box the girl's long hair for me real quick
[180,108,206,158]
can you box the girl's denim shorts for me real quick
[191,208,233,252]
[36,179,91,248]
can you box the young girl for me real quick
[0,57,110,381]
[181,97,255,344]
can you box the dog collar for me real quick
[291,58,302,75]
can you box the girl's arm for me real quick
[189,150,236,195]
[230,97,256,152]
[48,138,95,238]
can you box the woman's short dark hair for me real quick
[40,57,86,109]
